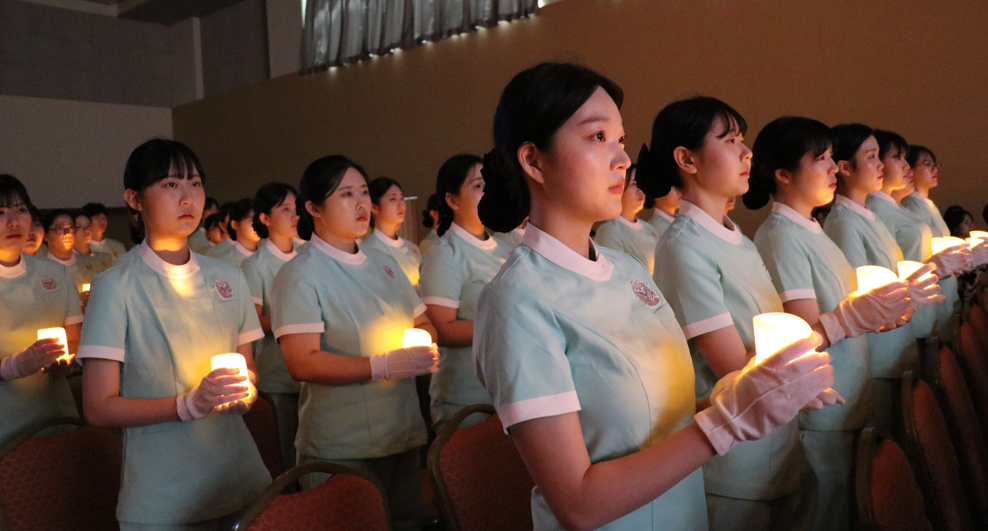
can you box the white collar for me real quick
[372,228,404,248]
[47,250,77,266]
[90,239,105,249]
[513,226,526,236]
[678,201,743,244]
[233,240,256,257]
[614,215,643,230]
[449,222,497,250]
[310,233,367,265]
[264,239,297,261]
[0,255,27,278]
[869,191,898,206]
[521,223,614,282]
[772,202,822,234]
[292,236,306,245]
[139,241,200,279]
[653,209,675,223]
[835,194,876,220]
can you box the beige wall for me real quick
[173,0,988,236]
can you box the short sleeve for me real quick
[271,262,326,339]
[240,255,265,306]
[236,271,264,345]
[474,279,580,432]
[653,242,732,340]
[756,233,816,303]
[77,273,127,362]
[420,245,466,308]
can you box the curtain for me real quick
[301,0,539,73]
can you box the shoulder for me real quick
[196,253,245,279]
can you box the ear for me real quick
[775,168,793,186]
[837,160,853,177]
[517,142,545,185]
[124,189,141,211]
[370,203,381,216]
[444,192,460,212]
[305,200,319,218]
[259,213,271,227]
[673,146,697,175]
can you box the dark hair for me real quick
[636,96,747,200]
[28,204,42,225]
[0,174,31,208]
[204,213,223,231]
[226,198,254,241]
[81,202,107,217]
[252,183,298,239]
[124,139,206,240]
[435,154,483,236]
[830,123,874,165]
[983,203,988,227]
[907,145,936,168]
[944,205,973,238]
[744,116,832,210]
[204,196,220,211]
[43,209,73,232]
[872,129,909,161]
[73,211,91,225]
[297,155,368,240]
[478,62,622,232]
[422,192,443,229]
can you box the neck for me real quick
[316,228,358,254]
[240,239,259,252]
[268,232,295,253]
[620,207,640,223]
[452,214,486,239]
[682,189,730,228]
[915,186,930,198]
[838,185,869,207]
[74,244,90,255]
[49,245,72,260]
[654,202,677,217]
[889,187,911,204]
[773,191,814,219]
[92,232,105,242]
[529,204,593,260]
[145,232,191,265]
[374,221,399,239]
[0,249,21,267]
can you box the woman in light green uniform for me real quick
[363,177,423,289]
[640,97,844,531]
[272,156,439,531]
[83,203,129,260]
[211,199,259,268]
[646,184,681,235]
[474,63,836,531]
[417,193,443,257]
[78,139,270,531]
[419,153,511,429]
[745,117,916,531]
[0,175,81,448]
[594,164,662,275]
[73,211,115,272]
[240,182,303,472]
[43,209,103,294]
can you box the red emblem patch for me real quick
[382,265,396,279]
[40,276,58,291]
[214,279,234,300]
[631,280,661,309]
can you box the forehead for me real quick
[52,215,73,226]
[567,86,623,127]
[383,185,403,195]
[339,167,367,187]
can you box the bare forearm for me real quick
[434,320,474,348]
[259,315,272,335]
[85,395,180,428]
[286,350,372,385]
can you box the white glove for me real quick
[369,345,439,381]
[902,263,945,311]
[817,281,912,345]
[695,334,836,455]
[926,244,967,277]
[176,367,251,421]
[970,241,988,267]
[0,338,66,380]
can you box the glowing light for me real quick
[37,327,72,363]
[931,236,967,255]
[402,329,432,348]
[211,353,248,378]
[81,283,90,293]
[856,266,898,295]
[753,313,815,364]
[969,231,988,241]
[897,261,928,281]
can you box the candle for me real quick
[37,327,72,363]
[856,265,898,295]
[210,353,249,378]
[969,230,988,241]
[402,329,433,348]
[81,283,91,293]
[897,260,928,281]
[753,313,815,364]
[931,236,967,255]
[967,238,988,266]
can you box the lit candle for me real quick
[210,353,249,378]
[37,327,72,363]
[931,236,967,255]
[753,313,816,364]
[966,238,988,266]
[897,260,928,281]
[855,265,898,295]
[81,283,91,293]
[402,329,433,348]
[969,230,988,241]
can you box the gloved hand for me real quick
[176,367,251,422]
[0,338,66,381]
[817,281,912,345]
[903,263,945,311]
[695,334,835,455]
[926,244,967,277]
[969,240,988,267]
[369,345,439,381]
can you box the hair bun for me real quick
[478,149,529,233]
[635,143,670,200]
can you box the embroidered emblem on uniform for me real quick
[214,279,234,300]
[40,276,58,291]
[631,280,661,309]
[382,265,396,279]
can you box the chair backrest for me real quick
[956,323,988,434]
[233,462,389,531]
[427,405,534,531]
[901,371,976,531]
[0,418,121,531]
[243,393,284,479]
[969,305,988,357]
[855,426,933,531]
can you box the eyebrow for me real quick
[578,115,612,126]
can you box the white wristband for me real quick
[369,355,387,382]
[818,312,846,344]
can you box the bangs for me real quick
[0,174,31,208]
[712,105,749,139]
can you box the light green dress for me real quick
[754,202,873,531]
[492,227,526,248]
[594,214,662,275]
[362,229,423,288]
[46,250,103,293]
[210,240,255,268]
[0,254,82,447]
[653,201,810,525]
[419,223,511,428]
[77,243,270,526]
[646,208,675,236]
[418,229,440,257]
[187,228,211,255]
[474,224,707,531]
[91,237,127,261]
[206,238,234,260]
[900,192,961,337]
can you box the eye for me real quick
[594,132,605,142]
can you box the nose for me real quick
[613,146,632,172]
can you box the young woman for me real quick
[593,164,662,274]
[902,146,949,236]
[23,205,44,255]
[418,192,443,256]
[78,139,270,531]
[208,203,236,257]
[945,205,976,238]
[0,174,81,448]
[744,116,919,531]
[203,213,224,245]
[640,97,839,530]
[187,197,220,254]
[646,184,682,235]
[82,202,128,260]
[43,209,102,294]
[272,156,439,531]
[212,199,260,267]
[73,211,115,272]
[240,182,303,471]
[362,177,423,289]
[419,153,511,429]
[474,62,835,531]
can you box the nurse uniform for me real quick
[46,250,103,293]
[206,238,234,260]
[492,226,526,248]
[594,214,662,275]
[646,208,675,236]
[473,224,707,531]
[77,243,270,530]
[653,201,810,531]
[0,254,82,448]
[418,229,440,257]
[91,236,128,261]
[187,228,211,255]
[211,240,255,268]
[419,223,511,429]
[240,239,303,472]
[754,202,873,531]
[362,228,423,288]
[270,234,427,531]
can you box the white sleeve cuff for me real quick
[64,315,84,326]
[273,322,325,339]
[238,328,265,345]
[413,304,427,318]
[77,345,126,362]
[681,313,735,340]
[498,390,581,433]
[778,289,817,303]
[422,296,460,309]
[252,296,263,305]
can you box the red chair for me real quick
[855,426,933,531]
[901,371,977,531]
[0,417,121,531]
[232,462,390,531]
[243,393,285,480]
[427,405,534,531]
[968,305,988,358]
[956,323,988,436]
